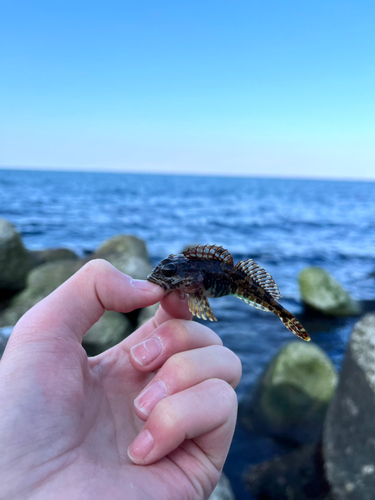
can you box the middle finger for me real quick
[134,344,242,419]
[129,319,223,371]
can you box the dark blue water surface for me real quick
[1,169,375,498]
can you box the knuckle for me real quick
[163,352,190,386]
[222,347,242,382]
[209,378,238,410]
[158,318,189,342]
[82,258,114,275]
[152,398,179,432]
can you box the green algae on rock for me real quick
[299,267,362,316]
[30,248,79,267]
[0,260,83,327]
[0,219,33,296]
[82,310,133,356]
[93,234,152,280]
[240,341,338,445]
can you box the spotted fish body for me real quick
[147,244,310,341]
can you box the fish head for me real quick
[147,254,203,293]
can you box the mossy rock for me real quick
[0,219,32,296]
[30,248,79,267]
[95,235,149,261]
[92,235,152,280]
[240,341,338,444]
[0,260,83,327]
[83,311,133,356]
[299,267,362,316]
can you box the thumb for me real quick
[6,259,164,350]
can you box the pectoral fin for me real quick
[188,291,217,321]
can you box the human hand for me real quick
[0,260,241,500]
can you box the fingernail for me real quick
[128,429,154,463]
[134,380,166,416]
[131,337,162,366]
[131,279,161,292]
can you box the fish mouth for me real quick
[147,273,168,289]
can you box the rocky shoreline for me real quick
[0,219,158,356]
[1,217,375,500]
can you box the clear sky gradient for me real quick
[1,1,374,179]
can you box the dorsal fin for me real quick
[183,244,234,265]
[235,259,282,299]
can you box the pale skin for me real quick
[0,260,242,500]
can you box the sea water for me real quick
[1,169,375,498]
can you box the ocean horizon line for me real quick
[1,165,375,184]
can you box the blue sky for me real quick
[1,1,374,179]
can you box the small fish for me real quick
[147,244,310,341]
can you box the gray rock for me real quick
[100,254,153,280]
[0,219,32,295]
[208,473,235,500]
[92,235,152,280]
[30,248,79,267]
[82,311,133,356]
[299,267,362,316]
[0,255,133,356]
[95,234,149,261]
[240,341,338,445]
[0,260,83,327]
[324,313,375,500]
[246,442,332,500]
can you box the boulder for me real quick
[323,313,375,500]
[0,219,32,297]
[100,253,152,281]
[208,473,235,500]
[82,311,133,356]
[0,260,83,327]
[30,248,79,267]
[92,235,152,280]
[299,267,362,316]
[95,234,149,261]
[240,341,338,445]
[246,442,332,500]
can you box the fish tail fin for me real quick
[278,308,310,341]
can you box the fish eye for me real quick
[162,263,177,276]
